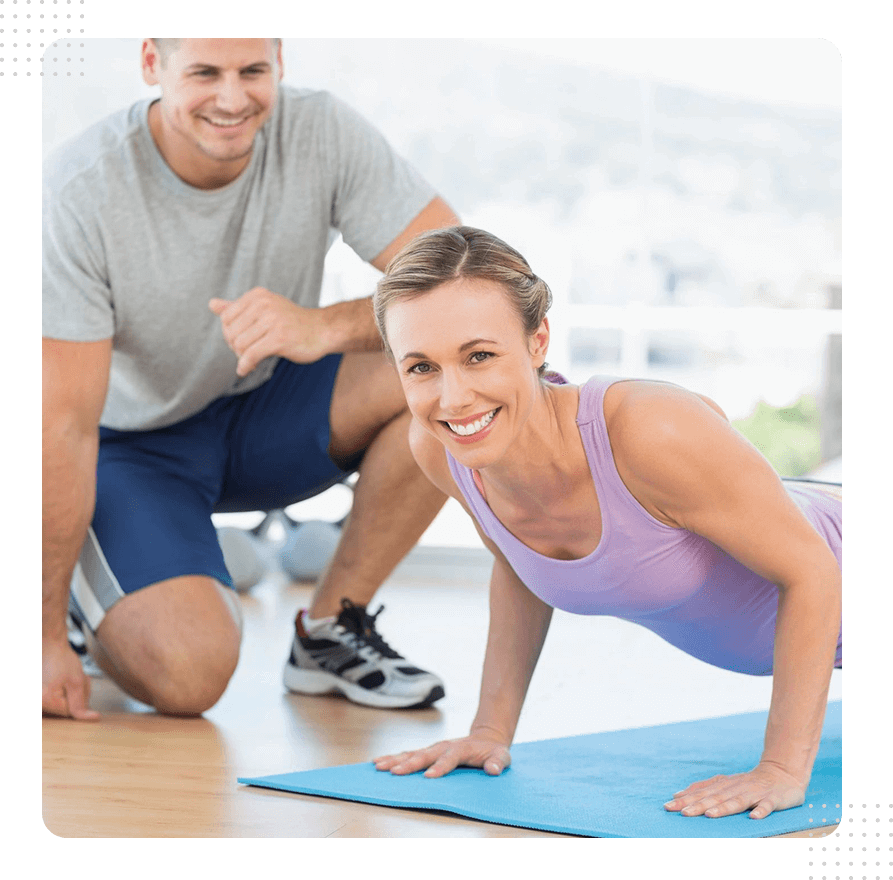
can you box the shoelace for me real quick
[338,598,402,659]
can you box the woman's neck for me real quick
[474,380,584,509]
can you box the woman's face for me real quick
[384,277,549,470]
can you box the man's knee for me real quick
[335,350,405,406]
[145,647,239,716]
[329,351,408,462]
[94,577,242,716]
[143,613,240,715]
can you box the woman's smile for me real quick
[386,280,545,453]
[441,407,501,441]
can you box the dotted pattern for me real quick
[806,803,893,880]
[0,0,86,77]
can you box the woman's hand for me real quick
[374,733,512,779]
[663,761,807,819]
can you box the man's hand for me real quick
[209,288,335,376]
[43,638,100,721]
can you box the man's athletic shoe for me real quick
[283,599,445,709]
[66,607,103,678]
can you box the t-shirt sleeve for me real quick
[322,94,437,263]
[42,172,115,342]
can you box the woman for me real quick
[371,226,842,821]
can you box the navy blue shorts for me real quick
[70,356,350,626]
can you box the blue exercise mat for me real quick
[238,701,841,837]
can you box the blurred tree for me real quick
[733,395,822,477]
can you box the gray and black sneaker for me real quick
[283,598,445,709]
[66,605,103,678]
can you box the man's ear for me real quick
[141,39,162,87]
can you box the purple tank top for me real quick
[446,374,843,675]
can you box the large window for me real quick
[300,39,841,543]
[43,39,841,544]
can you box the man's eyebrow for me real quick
[184,61,271,72]
[398,339,500,363]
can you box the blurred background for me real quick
[42,38,841,548]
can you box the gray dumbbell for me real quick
[217,526,268,593]
[279,519,342,582]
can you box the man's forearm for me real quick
[318,295,383,354]
[42,427,99,641]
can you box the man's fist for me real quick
[209,288,332,376]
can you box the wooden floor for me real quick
[42,546,841,839]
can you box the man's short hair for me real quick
[151,38,281,67]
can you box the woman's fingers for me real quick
[373,743,449,775]
[664,765,805,819]
[373,738,512,779]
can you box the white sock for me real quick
[302,610,337,633]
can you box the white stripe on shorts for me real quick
[69,527,125,632]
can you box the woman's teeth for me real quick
[446,409,497,436]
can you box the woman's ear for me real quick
[529,317,550,368]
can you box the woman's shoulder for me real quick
[602,378,728,425]
[603,379,737,487]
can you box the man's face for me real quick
[142,39,282,187]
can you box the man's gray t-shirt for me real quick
[43,86,436,431]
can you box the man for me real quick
[42,38,459,719]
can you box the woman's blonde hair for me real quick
[374,226,552,374]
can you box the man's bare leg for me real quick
[306,350,446,618]
[85,575,242,715]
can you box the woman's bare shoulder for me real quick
[603,378,729,427]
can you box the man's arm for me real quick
[330,193,458,349]
[42,337,111,720]
[209,197,460,375]
[368,196,459,273]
